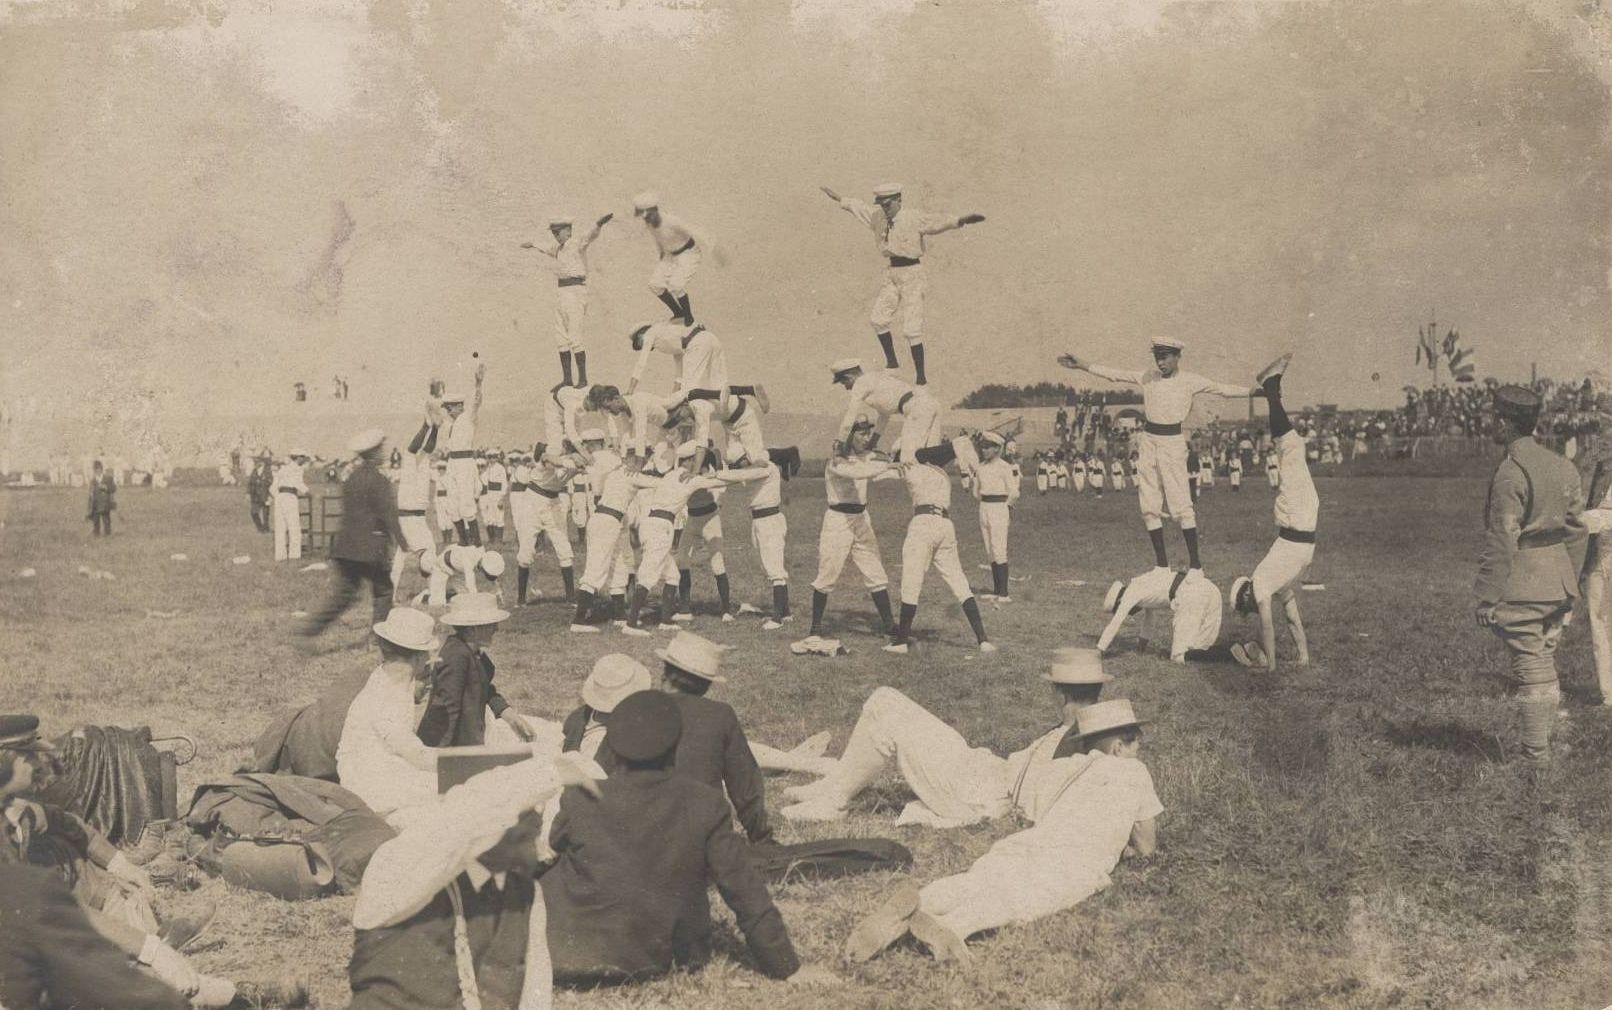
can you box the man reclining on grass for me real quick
[844,699,1161,967]
[780,648,1111,826]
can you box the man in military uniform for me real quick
[1474,385,1586,763]
[248,451,273,533]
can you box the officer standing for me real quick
[1474,385,1586,764]
[302,429,408,639]
[248,451,273,533]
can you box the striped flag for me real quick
[1414,322,1439,370]
[1444,329,1477,383]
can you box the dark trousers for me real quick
[90,512,112,536]
[304,558,393,637]
[250,502,270,532]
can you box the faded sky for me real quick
[2,0,1609,439]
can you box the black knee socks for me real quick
[962,597,987,643]
[1148,527,1168,567]
[875,331,898,369]
[911,342,927,385]
[870,589,894,634]
[1264,375,1292,439]
[810,589,829,636]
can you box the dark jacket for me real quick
[0,863,187,1010]
[417,635,509,748]
[1475,436,1586,605]
[540,768,799,982]
[87,473,116,517]
[351,873,533,1010]
[332,460,407,565]
[590,692,772,844]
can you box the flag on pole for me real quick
[1415,321,1439,370]
[1443,329,1476,383]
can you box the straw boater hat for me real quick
[1072,698,1145,742]
[581,655,652,713]
[1042,647,1113,685]
[656,630,727,683]
[441,592,510,627]
[605,690,682,762]
[349,428,385,455]
[829,357,862,383]
[372,607,440,653]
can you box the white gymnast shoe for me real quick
[568,623,600,634]
[721,611,736,622]
[621,625,651,638]
[762,619,784,631]
[737,602,763,615]
[978,641,998,654]
[1256,352,1293,386]
[882,642,910,655]
[671,612,694,623]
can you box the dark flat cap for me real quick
[605,691,682,763]
[1494,385,1542,419]
[0,715,50,750]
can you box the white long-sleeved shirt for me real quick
[724,462,782,512]
[397,454,432,511]
[550,384,596,446]
[271,462,308,495]
[973,458,1020,504]
[904,463,953,512]
[535,219,605,279]
[589,452,635,513]
[1083,365,1249,427]
[335,664,437,821]
[634,470,726,516]
[837,199,963,261]
[612,391,683,458]
[824,456,896,507]
[629,323,728,394]
[838,371,919,440]
[1096,568,1223,659]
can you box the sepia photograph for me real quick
[2,0,1611,1007]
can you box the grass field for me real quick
[3,473,1610,1010]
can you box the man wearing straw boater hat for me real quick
[418,592,536,748]
[781,647,1111,825]
[628,630,775,845]
[844,698,1161,967]
[541,691,836,988]
[335,608,443,830]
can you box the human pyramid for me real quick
[0,188,1341,1009]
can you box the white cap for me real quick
[579,428,607,443]
[348,428,385,454]
[440,391,466,405]
[675,440,700,460]
[549,216,573,228]
[872,183,902,200]
[632,191,660,212]
[1150,337,1186,353]
[830,357,863,381]
[979,431,1006,448]
[479,552,506,578]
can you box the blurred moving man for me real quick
[1474,383,1586,763]
[633,192,702,325]
[820,183,985,385]
[303,429,407,639]
[1059,342,1251,571]
[522,212,613,385]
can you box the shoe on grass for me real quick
[569,624,600,634]
[844,878,921,963]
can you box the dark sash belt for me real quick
[557,276,587,287]
[751,506,781,519]
[672,238,696,255]
[532,486,560,499]
[276,487,299,494]
[980,494,1009,503]
[448,450,476,459]
[510,482,530,492]
[689,502,718,517]
[1278,527,1317,544]
[829,502,866,515]
[398,508,427,517]
[727,398,747,425]
[1168,569,1189,601]
[1144,421,1182,436]
[594,505,625,521]
[914,505,950,519]
[485,483,503,491]
[686,389,720,400]
[1519,529,1567,549]
[897,391,914,414]
[649,509,677,522]
[888,255,921,268]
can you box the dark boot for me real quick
[560,565,575,601]
[810,589,829,636]
[574,350,588,386]
[911,342,927,385]
[517,565,530,605]
[559,350,574,387]
[875,330,898,369]
[870,588,894,635]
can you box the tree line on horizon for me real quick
[955,382,1144,410]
